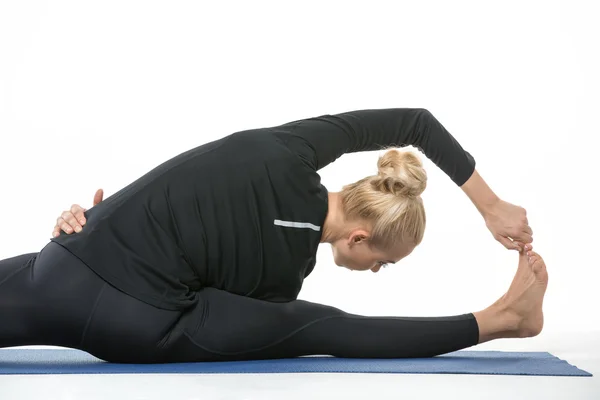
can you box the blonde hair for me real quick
[339,148,427,251]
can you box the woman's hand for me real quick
[52,189,104,237]
[460,170,533,252]
[483,198,533,251]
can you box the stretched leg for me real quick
[163,250,547,362]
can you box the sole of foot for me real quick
[502,250,549,338]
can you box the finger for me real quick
[71,204,87,225]
[93,188,104,206]
[514,241,530,252]
[61,210,82,233]
[517,233,533,244]
[52,226,61,238]
[56,217,73,234]
[62,221,74,233]
[497,235,520,251]
[522,225,533,236]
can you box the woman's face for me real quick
[330,229,415,273]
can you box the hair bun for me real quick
[373,149,427,197]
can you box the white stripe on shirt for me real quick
[274,219,321,232]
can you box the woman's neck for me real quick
[320,192,344,244]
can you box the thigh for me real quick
[0,252,39,347]
[80,277,185,363]
[0,242,105,348]
[161,287,347,362]
[0,252,38,282]
[0,242,185,363]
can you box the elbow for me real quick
[416,108,434,121]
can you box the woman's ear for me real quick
[349,230,370,245]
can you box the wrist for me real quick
[460,169,500,216]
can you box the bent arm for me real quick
[274,108,475,186]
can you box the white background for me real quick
[1,0,598,344]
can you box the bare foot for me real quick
[500,249,549,338]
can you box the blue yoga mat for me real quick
[0,349,592,376]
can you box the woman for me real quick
[0,108,547,363]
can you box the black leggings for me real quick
[0,242,480,363]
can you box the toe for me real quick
[532,259,545,274]
[531,258,538,269]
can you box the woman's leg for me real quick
[162,250,547,362]
[0,252,42,347]
[162,287,479,361]
[1,242,546,363]
[0,244,105,349]
[0,242,184,363]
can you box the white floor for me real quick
[1,331,598,400]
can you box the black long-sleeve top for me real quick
[50,108,475,310]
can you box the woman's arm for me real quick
[275,108,475,186]
[275,108,533,249]
[461,169,500,215]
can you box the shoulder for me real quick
[227,128,319,173]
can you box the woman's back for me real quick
[49,107,476,311]
[50,128,328,310]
